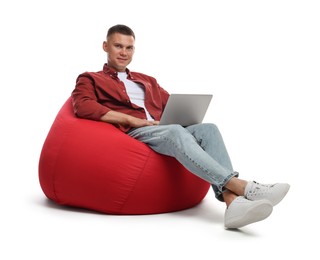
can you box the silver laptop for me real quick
[159,94,213,126]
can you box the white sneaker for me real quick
[245,181,290,206]
[224,196,273,229]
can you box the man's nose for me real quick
[120,47,127,56]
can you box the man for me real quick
[72,24,290,229]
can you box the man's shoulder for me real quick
[79,69,104,76]
[131,71,157,82]
[77,70,106,80]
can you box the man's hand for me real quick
[100,110,159,128]
[127,117,159,128]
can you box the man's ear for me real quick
[102,41,108,53]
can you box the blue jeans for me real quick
[128,123,238,201]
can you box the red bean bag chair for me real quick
[38,98,210,214]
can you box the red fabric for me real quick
[39,98,210,214]
[72,64,170,132]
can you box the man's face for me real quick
[103,33,135,72]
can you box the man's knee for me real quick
[203,123,218,131]
[193,123,219,135]
[165,124,187,136]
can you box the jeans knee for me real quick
[197,123,218,135]
[165,124,187,137]
[203,123,218,130]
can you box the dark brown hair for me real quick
[107,24,135,39]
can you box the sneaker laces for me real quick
[247,181,275,196]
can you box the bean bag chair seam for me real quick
[118,147,153,213]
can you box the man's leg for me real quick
[185,123,236,201]
[128,124,289,229]
[185,123,233,171]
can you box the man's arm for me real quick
[100,110,159,128]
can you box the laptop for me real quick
[159,94,213,126]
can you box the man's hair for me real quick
[107,24,135,39]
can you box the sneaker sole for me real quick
[225,201,273,229]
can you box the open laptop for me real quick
[159,94,213,126]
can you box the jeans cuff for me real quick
[216,171,239,202]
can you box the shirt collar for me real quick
[103,63,133,79]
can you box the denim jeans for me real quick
[128,123,238,201]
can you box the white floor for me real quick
[1,1,319,259]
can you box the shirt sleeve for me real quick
[71,73,110,121]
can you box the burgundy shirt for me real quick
[72,64,170,132]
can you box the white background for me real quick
[1,0,319,259]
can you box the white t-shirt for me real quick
[117,72,154,120]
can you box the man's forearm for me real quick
[100,111,159,128]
